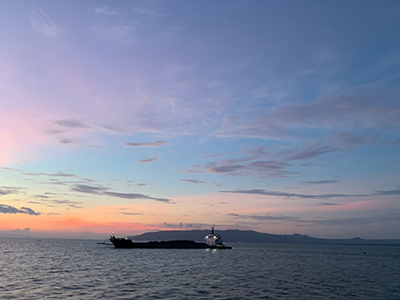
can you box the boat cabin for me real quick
[204,226,226,247]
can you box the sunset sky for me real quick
[1,0,400,239]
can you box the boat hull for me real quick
[110,237,231,249]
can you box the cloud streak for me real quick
[251,91,399,136]
[29,196,83,209]
[180,179,207,184]
[0,204,40,215]
[188,130,381,179]
[2,168,94,184]
[138,156,158,163]
[190,159,294,178]
[121,212,143,216]
[125,140,168,148]
[223,188,400,199]
[163,222,203,229]
[301,178,341,185]
[223,189,366,199]
[30,6,62,38]
[228,212,384,227]
[278,132,378,162]
[315,202,342,206]
[55,119,89,129]
[288,145,338,161]
[88,6,119,16]
[375,189,400,196]
[59,138,76,145]
[229,213,302,222]
[0,186,23,196]
[71,184,171,203]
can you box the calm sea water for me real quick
[0,238,399,299]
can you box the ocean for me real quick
[0,238,399,299]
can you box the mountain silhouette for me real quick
[128,229,400,245]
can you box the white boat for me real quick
[205,226,231,249]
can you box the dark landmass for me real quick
[129,230,400,245]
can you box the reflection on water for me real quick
[0,238,399,299]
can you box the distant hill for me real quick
[128,229,400,245]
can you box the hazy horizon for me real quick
[1,226,400,241]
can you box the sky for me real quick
[0,0,400,239]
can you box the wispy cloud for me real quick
[309,217,377,226]
[316,202,342,206]
[375,189,400,196]
[283,132,378,161]
[29,196,83,209]
[228,212,383,227]
[272,92,400,130]
[132,6,166,19]
[45,119,91,147]
[229,213,302,222]
[190,146,296,178]
[162,222,203,229]
[51,200,82,208]
[180,179,207,184]
[301,177,341,185]
[32,194,51,199]
[71,184,171,203]
[121,212,143,216]
[104,191,170,202]
[216,80,400,142]
[126,181,149,187]
[71,184,108,194]
[16,170,94,184]
[55,119,89,129]
[125,140,168,147]
[190,160,294,178]
[47,213,61,216]
[202,153,225,159]
[30,6,62,38]
[190,131,380,179]
[88,6,119,16]
[288,145,338,161]
[59,138,76,145]
[0,186,23,196]
[223,188,400,199]
[222,189,367,199]
[0,204,40,215]
[43,171,82,178]
[138,156,158,163]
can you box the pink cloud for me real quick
[314,199,395,212]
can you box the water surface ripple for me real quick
[0,239,399,299]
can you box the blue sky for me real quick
[0,0,399,239]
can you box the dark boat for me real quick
[110,226,232,249]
